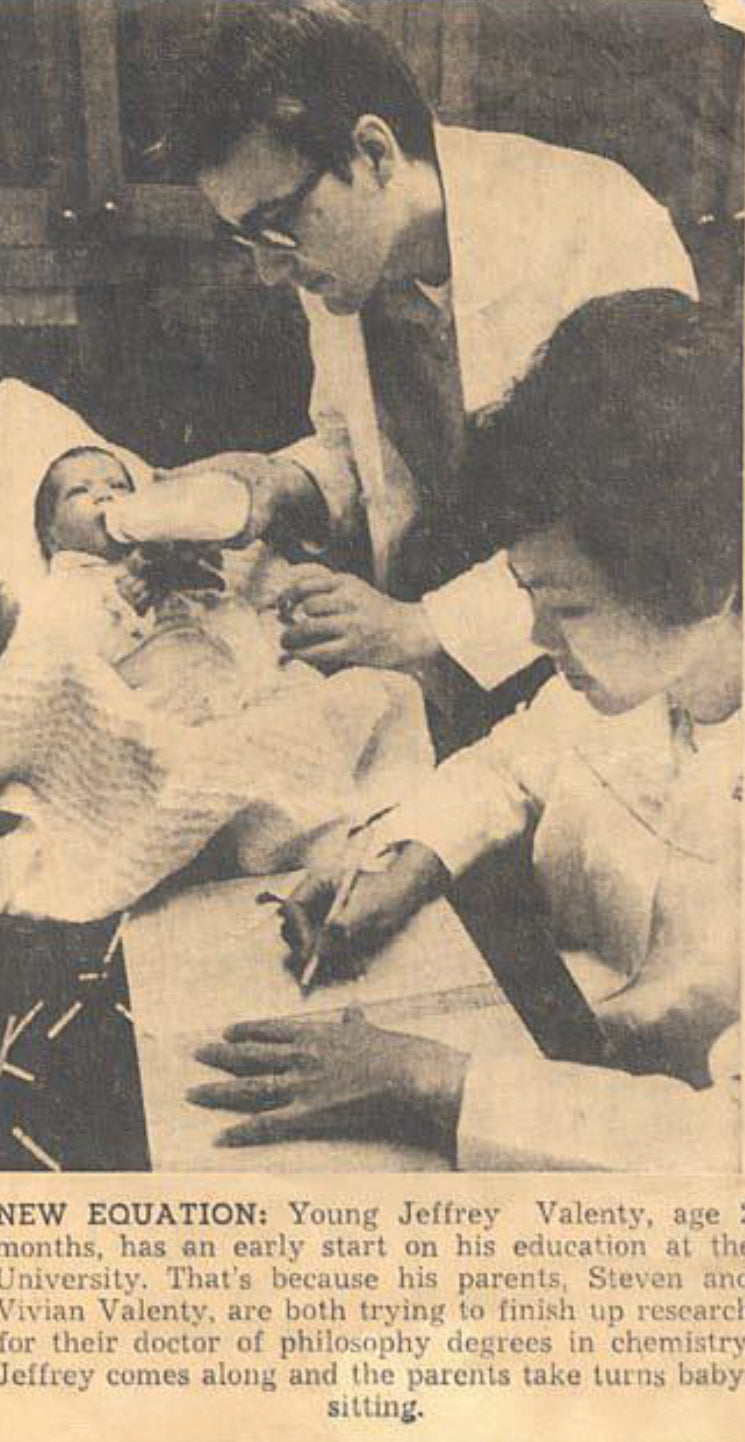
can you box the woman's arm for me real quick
[187,1009,740,1173]
[280,678,580,978]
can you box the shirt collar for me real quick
[434,122,500,319]
[681,704,742,759]
[577,689,742,796]
[433,122,518,410]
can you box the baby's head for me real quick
[35,447,135,561]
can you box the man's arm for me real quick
[271,293,371,543]
[156,298,366,549]
[418,137,697,691]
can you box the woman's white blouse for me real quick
[375,676,741,1166]
[377,677,741,1000]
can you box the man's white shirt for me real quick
[278,124,698,687]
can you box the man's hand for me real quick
[279,841,448,983]
[278,565,440,672]
[156,453,325,544]
[189,1007,468,1156]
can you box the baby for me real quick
[21,445,432,896]
[33,446,300,723]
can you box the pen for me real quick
[290,806,396,995]
[297,860,363,995]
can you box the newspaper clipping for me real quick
[0,0,742,1437]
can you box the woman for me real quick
[188,290,742,1170]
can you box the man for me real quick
[162,0,696,698]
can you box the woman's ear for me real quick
[351,114,399,184]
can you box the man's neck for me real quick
[385,158,450,288]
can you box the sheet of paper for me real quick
[123,874,501,1171]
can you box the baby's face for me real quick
[49,452,134,559]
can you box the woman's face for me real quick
[508,524,698,715]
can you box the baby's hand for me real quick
[143,542,226,596]
[116,551,153,615]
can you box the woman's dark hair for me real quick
[34,446,133,561]
[468,289,742,627]
[161,0,436,181]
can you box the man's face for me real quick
[508,524,694,715]
[199,127,397,314]
[47,451,134,559]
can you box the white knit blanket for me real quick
[0,604,432,922]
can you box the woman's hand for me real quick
[277,565,440,672]
[189,1007,468,1156]
[279,841,448,983]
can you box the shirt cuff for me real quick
[368,767,528,879]
[456,1033,739,1172]
[422,550,540,690]
[275,436,359,538]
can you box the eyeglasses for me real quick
[217,166,326,252]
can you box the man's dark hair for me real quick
[162,0,436,181]
[34,446,132,561]
[468,289,742,627]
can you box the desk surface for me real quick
[124,874,509,1172]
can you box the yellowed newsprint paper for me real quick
[0,0,742,1438]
